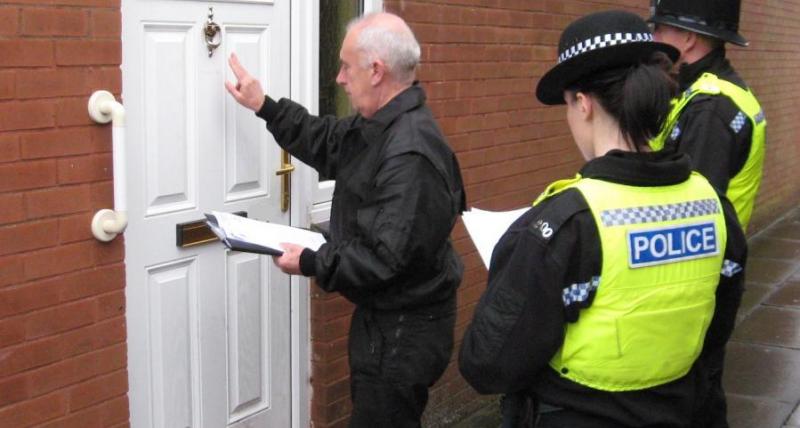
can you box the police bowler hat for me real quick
[649,0,748,47]
[536,10,679,105]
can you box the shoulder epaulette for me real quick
[528,187,587,242]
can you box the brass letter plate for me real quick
[176,211,247,248]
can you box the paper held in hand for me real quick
[462,207,530,269]
[205,210,326,256]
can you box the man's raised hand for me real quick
[224,53,266,112]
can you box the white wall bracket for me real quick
[88,90,128,242]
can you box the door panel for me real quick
[122,0,291,426]
[224,27,272,199]
[226,253,269,420]
[143,23,196,213]
[147,259,197,428]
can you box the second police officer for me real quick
[648,0,766,232]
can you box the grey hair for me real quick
[347,13,421,84]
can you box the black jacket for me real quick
[667,48,755,194]
[458,150,746,427]
[256,84,466,310]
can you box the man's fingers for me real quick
[228,53,248,80]
[223,80,241,100]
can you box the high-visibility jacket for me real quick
[538,173,727,391]
[651,72,766,230]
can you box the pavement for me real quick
[452,205,800,428]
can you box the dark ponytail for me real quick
[569,51,678,150]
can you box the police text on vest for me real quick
[627,222,718,268]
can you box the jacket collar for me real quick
[677,47,735,90]
[360,83,426,142]
[580,149,692,187]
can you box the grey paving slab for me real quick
[762,221,800,241]
[766,280,800,308]
[448,398,500,428]
[738,282,775,322]
[749,236,800,260]
[779,208,800,223]
[744,257,800,286]
[723,342,800,401]
[726,394,795,428]
[732,306,800,349]
[786,404,800,427]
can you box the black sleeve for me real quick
[256,96,355,179]
[701,196,747,356]
[312,153,457,292]
[674,98,752,193]
[458,191,599,394]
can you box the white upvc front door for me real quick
[121,0,292,426]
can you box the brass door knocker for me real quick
[204,7,221,57]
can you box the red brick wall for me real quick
[308,1,800,427]
[0,0,128,427]
[730,0,800,232]
[310,287,354,427]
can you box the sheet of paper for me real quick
[211,210,326,252]
[462,207,530,269]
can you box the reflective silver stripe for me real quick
[600,198,720,227]
[754,110,766,124]
[670,124,682,140]
[562,276,601,306]
[558,32,653,63]
[721,260,742,277]
[730,111,746,133]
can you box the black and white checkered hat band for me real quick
[558,32,654,63]
[600,198,720,227]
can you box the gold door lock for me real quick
[275,150,294,212]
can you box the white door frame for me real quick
[289,1,383,427]
[288,1,315,426]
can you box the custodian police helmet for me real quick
[649,0,749,47]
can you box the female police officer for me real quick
[459,10,746,427]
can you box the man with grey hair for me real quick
[226,12,465,427]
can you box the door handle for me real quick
[275,150,293,212]
[276,164,295,175]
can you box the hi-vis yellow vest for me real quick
[536,173,727,391]
[651,72,766,231]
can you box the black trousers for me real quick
[500,396,620,428]
[347,299,456,428]
[534,410,623,428]
[692,347,729,428]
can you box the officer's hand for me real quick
[272,243,304,276]
[225,53,266,112]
